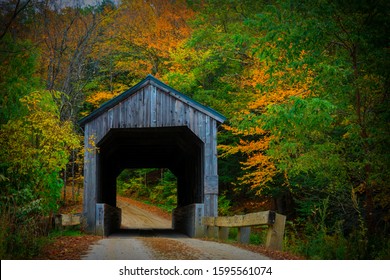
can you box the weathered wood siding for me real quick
[82,77,223,232]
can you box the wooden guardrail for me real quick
[54,213,81,230]
[202,210,286,251]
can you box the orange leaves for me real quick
[222,123,266,137]
[248,84,311,112]
[85,91,120,109]
[221,134,277,191]
[220,46,315,192]
[103,0,195,76]
[239,155,277,193]
[240,58,270,89]
[32,6,100,90]
[238,137,272,154]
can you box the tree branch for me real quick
[0,0,33,40]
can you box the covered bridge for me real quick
[79,75,226,237]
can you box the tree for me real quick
[0,0,34,40]
[33,2,103,122]
[78,0,195,112]
[0,37,40,124]
[0,90,80,214]
[220,0,389,258]
[0,6,85,255]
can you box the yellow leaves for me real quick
[0,89,82,214]
[86,134,99,155]
[299,49,307,60]
[0,90,81,179]
[342,132,350,139]
[85,91,120,108]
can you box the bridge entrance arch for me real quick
[79,75,226,237]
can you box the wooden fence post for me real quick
[265,213,286,251]
[237,226,251,244]
[207,226,219,239]
[219,227,229,240]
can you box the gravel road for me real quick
[82,199,270,260]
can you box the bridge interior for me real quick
[96,126,204,221]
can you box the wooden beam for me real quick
[203,211,275,227]
[265,213,286,251]
[203,211,286,250]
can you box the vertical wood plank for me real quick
[175,99,185,126]
[237,227,251,244]
[125,98,130,127]
[211,119,218,176]
[119,102,124,128]
[161,89,168,126]
[156,87,162,127]
[113,105,119,128]
[141,88,146,127]
[150,85,157,127]
[126,93,132,127]
[102,112,108,136]
[170,95,176,126]
[131,95,137,127]
[143,86,150,127]
[108,108,113,129]
[219,227,229,240]
[185,104,190,126]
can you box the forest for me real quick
[0,0,389,259]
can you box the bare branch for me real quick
[0,0,33,40]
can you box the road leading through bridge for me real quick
[82,199,270,260]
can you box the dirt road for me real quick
[117,199,172,229]
[82,199,270,260]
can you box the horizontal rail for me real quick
[202,211,275,227]
[202,210,286,251]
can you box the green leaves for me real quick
[265,97,335,139]
[0,37,41,124]
[264,97,341,183]
[0,90,80,214]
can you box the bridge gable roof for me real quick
[79,74,226,127]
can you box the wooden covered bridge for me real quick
[79,75,226,237]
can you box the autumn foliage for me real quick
[0,0,389,259]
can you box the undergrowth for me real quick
[0,210,49,259]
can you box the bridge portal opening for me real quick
[80,75,225,237]
[116,168,177,230]
[96,126,204,235]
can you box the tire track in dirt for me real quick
[82,198,269,260]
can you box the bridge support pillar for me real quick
[172,203,205,237]
[95,203,122,236]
